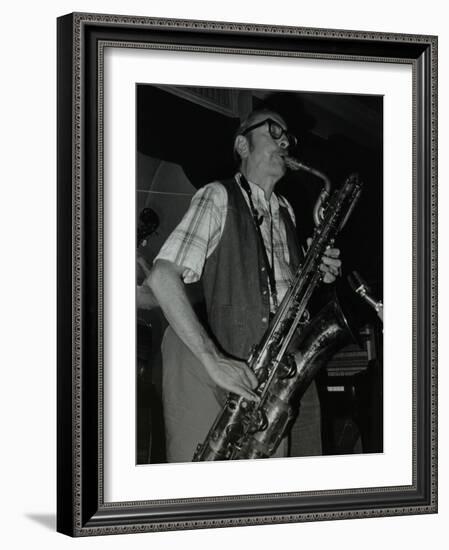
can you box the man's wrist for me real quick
[197,343,221,374]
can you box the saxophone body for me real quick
[193,165,363,462]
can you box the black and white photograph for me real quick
[135,84,384,465]
[54,9,437,539]
[1,0,445,547]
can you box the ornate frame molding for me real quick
[57,12,437,536]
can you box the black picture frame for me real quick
[57,12,438,536]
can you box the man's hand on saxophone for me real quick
[307,238,342,284]
[200,350,260,402]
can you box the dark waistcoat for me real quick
[202,178,302,360]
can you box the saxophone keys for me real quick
[252,409,268,432]
[279,354,297,379]
[298,308,310,325]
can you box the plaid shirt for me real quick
[155,174,299,308]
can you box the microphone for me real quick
[348,271,383,322]
[348,270,370,294]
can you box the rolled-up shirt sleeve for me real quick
[154,182,227,283]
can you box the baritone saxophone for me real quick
[193,159,363,461]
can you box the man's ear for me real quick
[234,135,250,159]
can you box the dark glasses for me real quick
[241,118,298,148]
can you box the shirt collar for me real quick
[235,172,279,213]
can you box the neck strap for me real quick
[239,173,278,310]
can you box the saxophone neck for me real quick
[284,156,331,226]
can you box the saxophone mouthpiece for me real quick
[284,156,306,171]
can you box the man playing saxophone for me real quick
[145,109,341,463]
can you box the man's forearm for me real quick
[146,260,259,400]
[145,260,218,367]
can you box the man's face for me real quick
[244,113,291,179]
